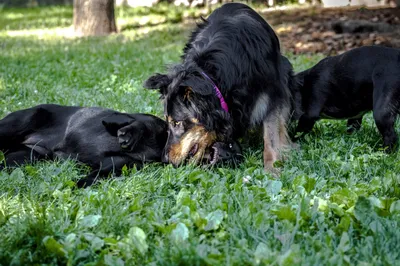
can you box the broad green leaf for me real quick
[64,233,77,251]
[369,220,384,234]
[299,196,311,220]
[80,214,102,228]
[254,211,269,229]
[267,180,282,195]
[354,197,378,230]
[331,188,358,208]
[91,236,105,251]
[337,232,350,253]
[10,168,25,183]
[336,215,351,234]
[329,202,345,217]
[312,197,328,212]
[279,245,300,266]
[191,211,207,229]
[83,233,104,251]
[390,200,400,214]
[176,188,196,210]
[272,206,296,222]
[254,242,271,264]
[204,210,224,231]
[127,226,148,255]
[121,164,129,176]
[171,222,189,243]
[103,254,125,266]
[292,175,316,193]
[188,169,206,182]
[104,237,118,245]
[43,236,67,258]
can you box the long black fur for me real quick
[0,104,168,187]
[144,3,297,168]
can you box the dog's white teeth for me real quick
[210,147,218,164]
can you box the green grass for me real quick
[1,6,400,266]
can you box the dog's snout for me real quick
[219,149,232,160]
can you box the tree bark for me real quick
[73,0,117,36]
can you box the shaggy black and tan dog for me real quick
[144,3,296,171]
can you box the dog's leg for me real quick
[0,110,32,149]
[347,117,363,133]
[372,72,399,153]
[295,91,326,137]
[373,109,398,153]
[0,146,43,169]
[296,114,318,136]
[0,106,51,149]
[278,112,298,155]
[295,100,324,139]
[263,115,280,174]
[76,156,137,188]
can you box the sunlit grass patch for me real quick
[1,5,400,266]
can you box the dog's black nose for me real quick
[218,149,232,160]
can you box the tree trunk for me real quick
[73,0,117,36]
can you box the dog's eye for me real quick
[229,143,233,149]
[173,121,182,127]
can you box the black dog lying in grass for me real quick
[0,104,242,187]
[295,46,400,152]
[0,104,168,187]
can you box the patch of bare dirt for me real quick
[261,6,400,55]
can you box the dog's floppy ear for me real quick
[102,114,134,136]
[181,76,213,96]
[143,73,171,95]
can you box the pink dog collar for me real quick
[201,72,229,113]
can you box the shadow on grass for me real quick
[0,6,73,30]
[120,18,185,32]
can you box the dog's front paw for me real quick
[263,149,281,177]
[263,156,281,178]
[264,164,281,178]
[117,128,133,150]
[76,177,95,188]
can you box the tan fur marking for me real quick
[278,114,290,148]
[168,125,216,165]
[184,87,192,101]
[263,119,278,172]
[263,110,293,173]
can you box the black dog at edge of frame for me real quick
[294,45,400,152]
